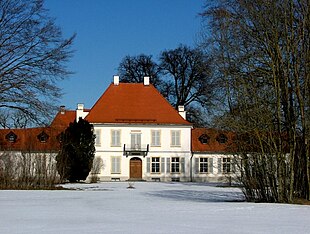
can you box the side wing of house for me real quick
[191,128,239,183]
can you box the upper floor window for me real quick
[171,130,181,147]
[131,132,141,150]
[37,131,49,143]
[151,130,161,146]
[95,129,101,146]
[111,130,121,146]
[199,134,209,144]
[217,134,228,144]
[6,131,17,143]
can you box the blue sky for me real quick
[44,0,205,110]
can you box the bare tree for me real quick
[0,0,75,126]
[117,47,215,126]
[159,45,214,109]
[118,54,162,88]
[202,0,310,202]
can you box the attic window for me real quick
[199,134,209,144]
[217,134,228,144]
[37,131,49,143]
[6,131,17,143]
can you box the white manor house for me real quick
[0,76,236,182]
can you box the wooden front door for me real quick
[130,157,142,179]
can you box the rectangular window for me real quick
[111,130,121,146]
[199,158,208,173]
[131,132,141,150]
[151,130,161,146]
[171,130,181,147]
[223,158,231,173]
[151,157,160,173]
[95,129,101,146]
[171,157,180,173]
[111,156,121,174]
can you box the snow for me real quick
[0,182,309,234]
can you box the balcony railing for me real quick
[123,144,149,157]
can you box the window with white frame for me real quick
[171,130,181,147]
[199,158,209,173]
[131,132,141,150]
[111,130,121,146]
[151,157,160,173]
[95,129,101,146]
[151,130,161,146]
[223,158,231,173]
[171,157,180,173]
[111,156,121,174]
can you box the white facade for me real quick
[91,123,192,182]
[191,153,236,183]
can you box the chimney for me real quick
[144,76,150,86]
[113,75,119,85]
[59,105,65,114]
[76,103,89,120]
[178,105,186,120]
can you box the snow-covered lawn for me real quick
[0,182,309,234]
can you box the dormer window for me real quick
[37,131,49,143]
[217,134,228,144]
[199,134,209,144]
[6,131,17,143]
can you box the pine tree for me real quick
[56,118,95,182]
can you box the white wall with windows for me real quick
[91,124,192,182]
[191,154,237,183]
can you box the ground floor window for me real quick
[223,158,231,173]
[171,157,180,173]
[199,158,209,173]
[111,156,121,174]
[151,157,160,173]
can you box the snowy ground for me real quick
[0,182,309,234]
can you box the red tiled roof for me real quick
[0,110,76,152]
[50,110,76,129]
[191,128,235,153]
[0,127,60,152]
[85,83,192,125]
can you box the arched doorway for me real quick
[130,157,142,180]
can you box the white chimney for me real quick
[113,75,119,85]
[76,103,89,120]
[178,105,186,120]
[144,76,150,86]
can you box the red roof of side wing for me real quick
[50,110,76,129]
[85,83,192,125]
[191,128,235,153]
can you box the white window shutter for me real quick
[218,158,222,174]
[195,158,199,174]
[146,157,150,173]
[209,158,213,174]
[166,158,170,173]
[161,157,165,173]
